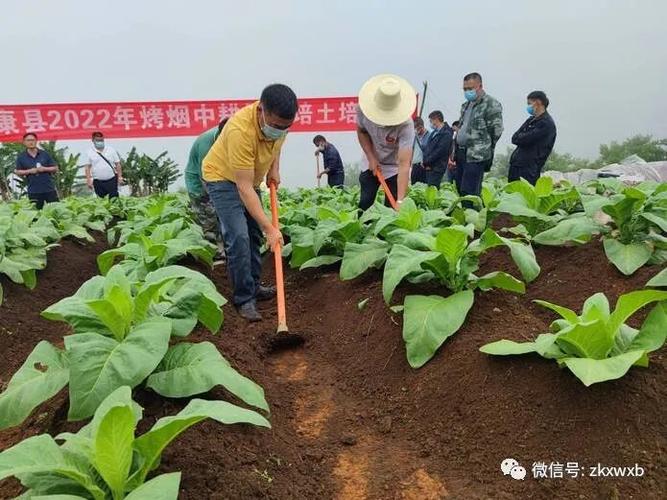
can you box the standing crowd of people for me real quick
[11,73,558,322]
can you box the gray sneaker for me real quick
[237,302,262,322]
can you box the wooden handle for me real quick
[375,169,398,210]
[269,182,288,331]
[316,155,321,188]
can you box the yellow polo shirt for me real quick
[202,101,285,187]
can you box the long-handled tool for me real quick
[375,168,399,210]
[265,181,306,350]
[316,155,322,188]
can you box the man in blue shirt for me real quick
[422,110,454,187]
[15,133,59,209]
[313,135,345,187]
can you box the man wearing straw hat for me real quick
[356,74,416,211]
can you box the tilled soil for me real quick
[0,236,665,499]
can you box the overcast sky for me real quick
[2,0,666,188]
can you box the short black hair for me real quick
[260,83,298,120]
[527,90,549,108]
[92,131,104,139]
[313,134,326,145]
[428,110,444,122]
[413,117,424,127]
[218,117,229,135]
[23,132,37,140]
[464,72,483,84]
[452,120,461,128]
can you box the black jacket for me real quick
[509,112,557,169]
[423,125,453,172]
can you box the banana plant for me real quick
[0,386,270,500]
[480,290,667,386]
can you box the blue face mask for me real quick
[526,104,535,116]
[464,89,477,102]
[94,140,105,149]
[261,109,288,141]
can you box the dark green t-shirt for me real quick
[185,127,217,198]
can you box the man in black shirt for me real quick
[422,110,453,187]
[15,133,59,208]
[314,135,345,187]
[508,91,557,185]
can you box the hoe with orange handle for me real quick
[375,168,399,210]
[266,181,306,350]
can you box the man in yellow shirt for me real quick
[203,83,298,321]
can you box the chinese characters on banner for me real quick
[0,97,360,142]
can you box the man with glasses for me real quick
[14,132,59,208]
[203,84,298,322]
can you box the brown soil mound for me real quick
[1,237,665,499]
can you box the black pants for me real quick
[454,148,485,208]
[411,163,426,184]
[508,163,540,185]
[327,171,345,187]
[426,168,446,188]
[93,177,119,198]
[29,190,59,209]
[359,169,398,211]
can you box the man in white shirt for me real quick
[356,74,415,211]
[83,131,123,198]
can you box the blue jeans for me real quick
[454,148,485,208]
[207,181,263,306]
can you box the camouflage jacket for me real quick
[457,92,504,162]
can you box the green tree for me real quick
[543,151,595,172]
[0,142,24,201]
[598,135,667,165]
[121,147,180,196]
[344,161,361,187]
[39,141,85,198]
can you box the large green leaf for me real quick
[340,240,390,280]
[92,405,135,498]
[146,342,268,412]
[402,291,475,368]
[0,341,69,430]
[556,320,614,359]
[629,302,667,353]
[0,435,105,500]
[434,227,469,267]
[382,245,440,304]
[300,255,342,270]
[65,317,171,420]
[533,299,579,324]
[131,399,270,486]
[533,216,601,246]
[646,268,667,287]
[607,289,667,336]
[503,239,540,283]
[479,339,540,355]
[640,212,667,233]
[562,350,647,386]
[474,271,525,293]
[603,238,652,275]
[42,297,108,335]
[124,472,181,500]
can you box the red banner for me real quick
[0,97,359,142]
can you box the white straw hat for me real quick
[358,74,417,126]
